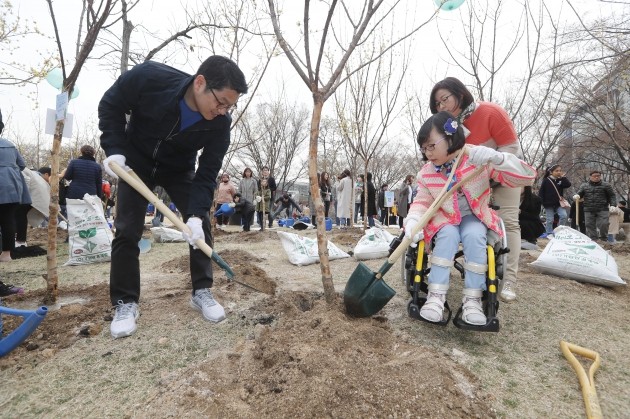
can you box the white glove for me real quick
[467,146,504,166]
[255,196,262,203]
[404,217,424,247]
[228,202,236,208]
[182,217,204,249]
[103,154,130,179]
[573,194,580,201]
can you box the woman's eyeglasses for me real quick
[420,136,446,154]
[434,94,452,108]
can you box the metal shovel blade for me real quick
[344,261,396,317]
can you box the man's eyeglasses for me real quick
[435,94,452,108]
[210,88,237,113]
[420,136,446,154]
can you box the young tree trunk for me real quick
[310,96,335,304]
[44,120,65,305]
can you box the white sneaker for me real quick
[461,289,486,325]
[420,283,449,323]
[499,280,516,302]
[110,300,139,339]
[190,289,226,323]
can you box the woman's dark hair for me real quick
[339,169,351,179]
[80,145,96,157]
[0,108,4,133]
[544,164,561,177]
[429,77,475,114]
[197,55,248,94]
[319,171,331,188]
[416,111,466,160]
[404,174,414,184]
[242,167,253,177]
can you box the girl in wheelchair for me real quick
[404,111,535,326]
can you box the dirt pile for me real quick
[141,292,493,418]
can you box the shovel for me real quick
[108,162,267,294]
[344,149,484,317]
[560,341,602,419]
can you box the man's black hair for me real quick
[38,167,52,175]
[0,108,4,133]
[197,56,248,94]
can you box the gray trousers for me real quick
[584,210,609,240]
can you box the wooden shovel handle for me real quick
[108,161,214,258]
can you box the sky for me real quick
[1,0,626,147]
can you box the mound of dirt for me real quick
[159,249,277,296]
[141,292,493,418]
[0,283,111,370]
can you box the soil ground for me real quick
[1,221,629,418]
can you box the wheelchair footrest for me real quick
[452,307,500,333]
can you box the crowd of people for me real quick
[2,58,628,337]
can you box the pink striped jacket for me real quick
[407,154,536,243]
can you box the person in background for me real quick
[256,178,272,230]
[519,186,544,250]
[215,173,237,228]
[38,166,68,219]
[354,174,364,224]
[538,164,571,238]
[102,179,112,219]
[0,109,32,262]
[336,169,353,228]
[319,171,333,218]
[271,193,302,220]
[569,199,586,234]
[64,145,103,200]
[396,175,414,229]
[404,111,535,325]
[378,183,389,225]
[239,167,257,226]
[361,172,377,228]
[607,201,630,244]
[573,170,615,242]
[430,76,522,302]
[258,166,277,227]
[232,193,256,232]
[99,55,248,338]
[15,168,50,248]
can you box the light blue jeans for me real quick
[545,206,567,234]
[428,214,488,290]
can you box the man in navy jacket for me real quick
[99,56,247,338]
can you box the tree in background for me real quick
[335,41,410,228]
[267,0,436,303]
[43,0,116,304]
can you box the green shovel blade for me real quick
[344,261,396,317]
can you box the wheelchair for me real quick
[392,219,509,333]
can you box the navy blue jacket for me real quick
[64,156,103,199]
[98,61,231,216]
[538,176,571,208]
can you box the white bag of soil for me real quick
[353,228,396,260]
[277,231,350,266]
[530,226,626,287]
[64,194,114,265]
[150,226,186,242]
